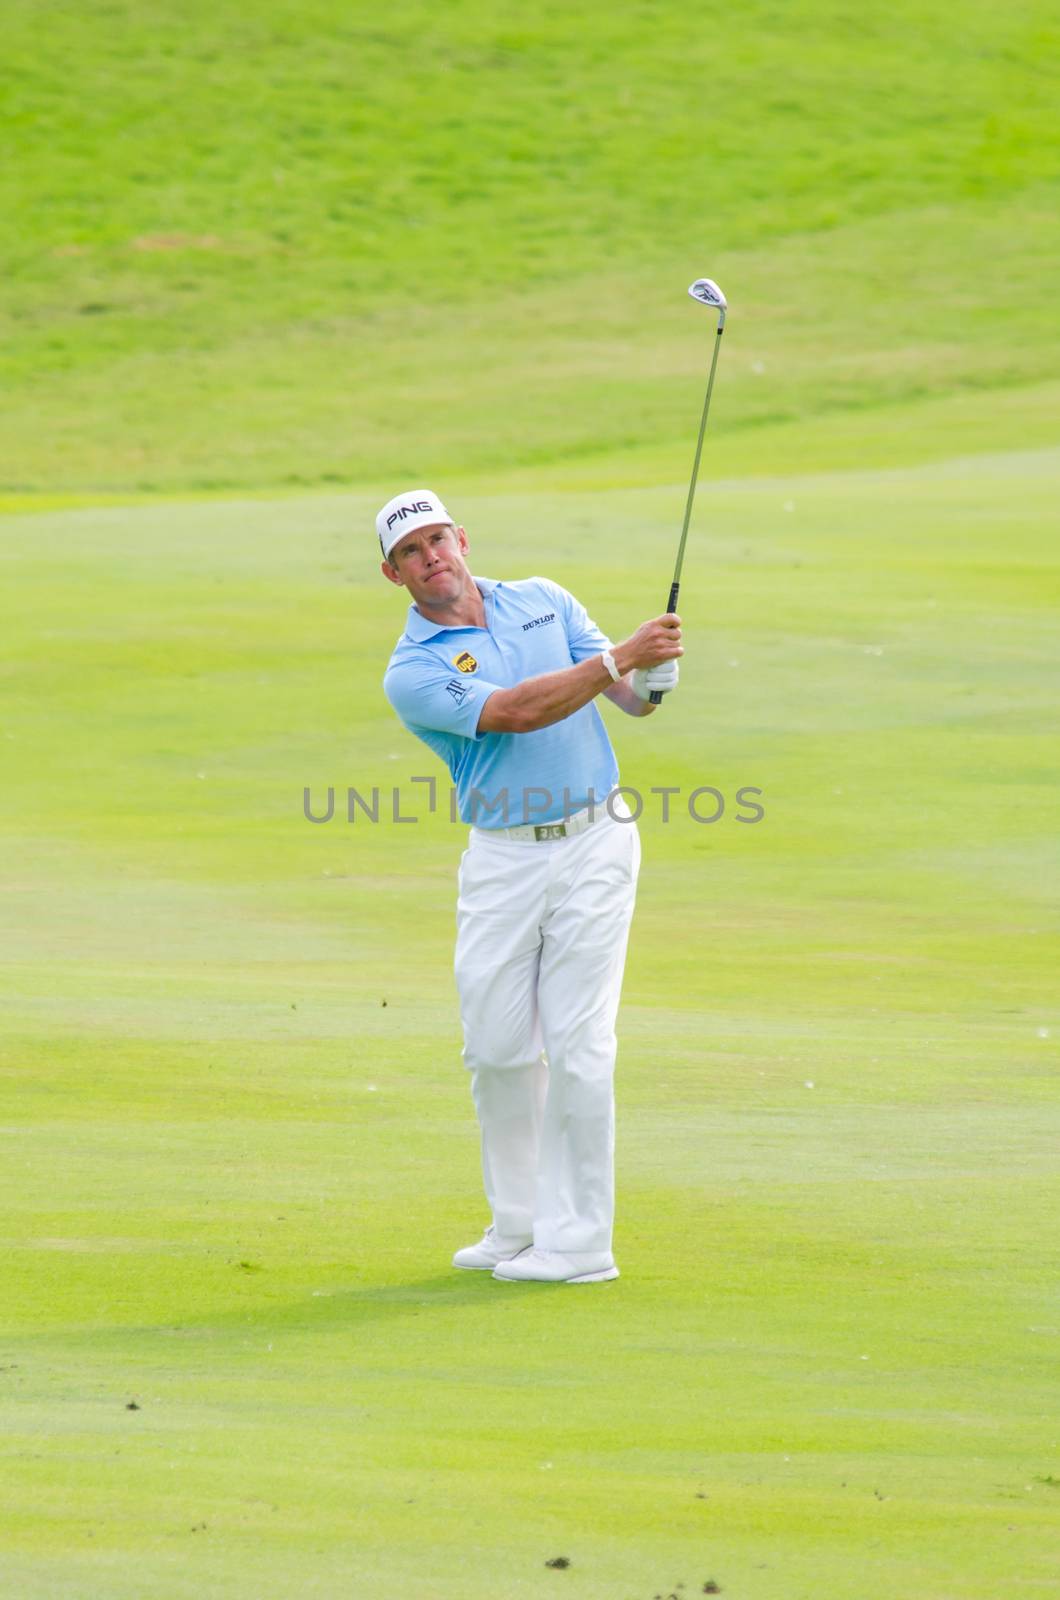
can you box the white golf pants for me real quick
[454,806,641,1254]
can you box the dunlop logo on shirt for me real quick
[453,651,478,674]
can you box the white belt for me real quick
[472,798,613,844]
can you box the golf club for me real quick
[649,276,728,704]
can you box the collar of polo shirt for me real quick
[404,577,501,639]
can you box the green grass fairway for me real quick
[3,0,1059,1591]
[3,390,1058,1597]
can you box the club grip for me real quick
[648,581,681,705]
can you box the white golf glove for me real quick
[631,660,680,701]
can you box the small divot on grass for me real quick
[125,1400,140,1410]
[545,1555,570,1568]
[132,233,221,252]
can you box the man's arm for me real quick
[478,614,681,734]
[602,675,657,719]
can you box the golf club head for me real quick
[688,278,727,323]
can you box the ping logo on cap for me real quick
[453,651,478,674]
[376,488,452,556]
[386,499,433,532]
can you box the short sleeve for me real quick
[535,578,612,664]
[384,655,504,741]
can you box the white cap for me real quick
[376,488,453,558]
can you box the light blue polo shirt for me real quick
[383,575,620,828]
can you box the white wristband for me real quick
[600,649,621,682]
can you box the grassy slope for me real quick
[1,442,1058,1597]
[1,0,1058,491]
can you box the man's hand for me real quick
[632,660,679,701]
[612,613,682,675]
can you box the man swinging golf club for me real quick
[378,491,680,1283]
[377,282,726,1283]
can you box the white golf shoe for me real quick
[492,1248,619,1284]
[452,1225,533,1272]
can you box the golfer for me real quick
[378,490,681,1283]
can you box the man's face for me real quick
[382,522,470,608]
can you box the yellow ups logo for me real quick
[453,651,478,674]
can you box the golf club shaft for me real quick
[649,319,724,703]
